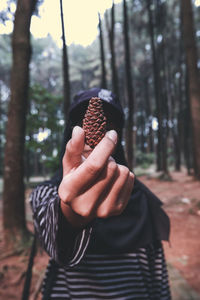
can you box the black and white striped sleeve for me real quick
[29,183,92,267]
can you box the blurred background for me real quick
[0,0,200,299]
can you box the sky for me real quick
[0,0,123,47]
[1,0,199,46]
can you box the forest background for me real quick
[0,0,200,299]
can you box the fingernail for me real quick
[72,126,83,138]
[106,130,117,144]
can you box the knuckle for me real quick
[86,160,101,175]
[119,165,129,177]
[58,176,75,203]
[97,207,109,219]
[65,140,72,154]
[97,212,107,219]
[73,202,93,218]
[107,161,117,174]
[62,145,71,165]
[58,187,71,204]
[77,209,90,218]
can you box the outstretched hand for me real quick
[58,126,134,227]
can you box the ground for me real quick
[0,169,200,300]
[141,170,200,300]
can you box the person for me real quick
[30,87,171,300]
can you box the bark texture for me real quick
[98,13,107,89]
[60,0,71,120]
[105,2,119,98]
[181,0,200,178]
[3,0,37,249]
[147,0,162,171]
[123,0,135,170]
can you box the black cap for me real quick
[69,88,124,127]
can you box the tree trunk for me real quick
[169,86,182,172]
[98,13,107,89]
[123,0,135,170]
[60,0,71,120]
[183,67,193,175]
[143,75,154,153]
[147,0,162,171]
[181,0,200,179]
[105,2,119,98]
[174,45,183,171]
[157,0,171,177]
[0,86,2,176]
[178,5,192,174]
[160,37,169,175]
[3,0,37,250]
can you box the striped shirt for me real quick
[30,183,171,300]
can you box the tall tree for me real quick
[98,12,107,89]
[3,0,37,250]
[183,68,193,174]
[142,70,154,153]
[123,0,135,170]
[60,0,71,120]
[181,0,200,179]
[105,1,119,98]
[0,87,3,175]
[157,0,169,176]
[147,0,163,171]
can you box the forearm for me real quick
[30,183,93,267]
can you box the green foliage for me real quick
[28,84,62,130]
[167,147,175,166]
[135,150,155,169]
[0,34,12,176]
[31,35,62,94]
[68,41,101,94]
[26,84,64,176]
[0,0,199,177]
[0,34,12,83]
[44,155,60,173]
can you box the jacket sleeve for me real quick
[29,182,92,267]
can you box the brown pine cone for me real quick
[82,97,107,148]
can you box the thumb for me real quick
[62,126,85,175]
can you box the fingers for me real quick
[60,126,134,222]
[68,160,118,217]
[114,171,135,214]
[62,126,85,175]
[96,167,135,218]
[59,159,135,223]
[60,128,118,203]
[64,130,118,196]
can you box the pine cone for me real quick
[82,97,107,148]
